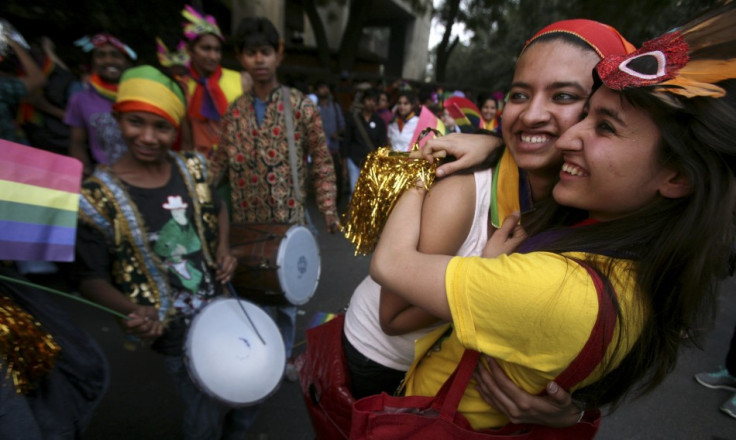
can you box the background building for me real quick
[230,0,432,82]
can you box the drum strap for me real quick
[282,86,302,203]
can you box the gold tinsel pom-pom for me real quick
[341,147,438,255]
[0,295,61,394]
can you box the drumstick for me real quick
[0,273,130,320]
[227,282,266,346]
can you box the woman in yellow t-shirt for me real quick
[372,5,736,431]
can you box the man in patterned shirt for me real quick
[209,16,339,381]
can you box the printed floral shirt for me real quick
[209,86,337,224]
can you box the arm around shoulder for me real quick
[378,173,477,333]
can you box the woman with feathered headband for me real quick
[366,3,736,434]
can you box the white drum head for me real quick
[276,225,321,305]
[185,298,286,406]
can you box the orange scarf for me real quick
[396,111,415,132]
[188,65,228,121]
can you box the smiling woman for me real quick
[553,87,676,221]
[369,4,736,434]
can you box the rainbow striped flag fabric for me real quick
[445,102,475,133]
[444,96,482,129]
[307,311,337,329]
[0,140,83,261]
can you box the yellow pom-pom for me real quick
[341,147,437,255]
[0,295,60,394]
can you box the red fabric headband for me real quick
[523,19,635,59]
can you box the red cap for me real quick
[523,19,635,59]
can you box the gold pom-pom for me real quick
[0,295,61,394]
[341,147,438,255]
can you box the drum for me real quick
[184,297,286,406]
[230,223,321,306]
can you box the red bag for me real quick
[350,262,614,440]
[295,314,355,439]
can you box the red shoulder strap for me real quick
[552,258,618,389]
[430,258,618,417]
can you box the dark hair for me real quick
[232,16,280,53]
[524,80,736,410]
[394,89,418,120]
[477,92,498,110]
[315,79,330,90]
[362,88,378,102]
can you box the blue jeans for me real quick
[347,159,361,195]
[262,305,297,359]
[342,332,406,400]
[163,356,261,440]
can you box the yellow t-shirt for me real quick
[405,251,645,430]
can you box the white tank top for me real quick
[344,168,493,370]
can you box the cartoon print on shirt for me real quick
[154,195,204,294]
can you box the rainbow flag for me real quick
[0,140,83,261]
[409,106,447,149]
[307,311,337,329]
[445,102,475,133]
[444,96,482,129]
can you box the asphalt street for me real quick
[41,197,736,440]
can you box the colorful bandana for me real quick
[88,73,119,101]
[187,65,229,121]
[114,65,186,127]
[181,5,223,41]
[74,33,137,60]
[523,19,635,59]
[596,5,736,101]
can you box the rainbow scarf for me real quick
[489,148,532,228]
[88,73,119,101]
[188,65,228,121]
[0,140,82,262]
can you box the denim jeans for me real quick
[342,332,406,400]
[262,305,298,359]
[163,356,261,440]
[347,159,361,195]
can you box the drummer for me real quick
[209,16,339,382]
[74,65,258,439]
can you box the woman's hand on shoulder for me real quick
[421,133,503,177]
[474,356,584,428]
[483,212,526,258]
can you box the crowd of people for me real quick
[1,3,736,439]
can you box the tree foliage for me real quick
[435,0,723,93]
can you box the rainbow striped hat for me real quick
[113,65,186,127]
